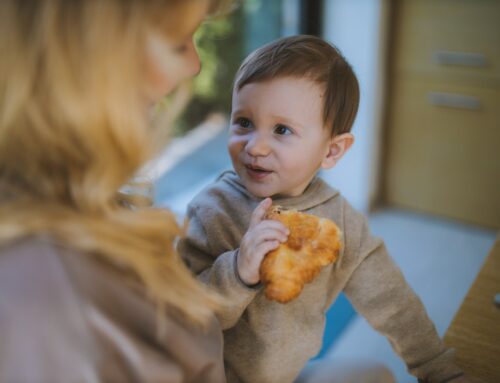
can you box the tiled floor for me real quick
[312,209,497,382]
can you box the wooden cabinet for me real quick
[394,0,500,86]
[385,0,500,228]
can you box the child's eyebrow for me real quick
[270,114,304,129]
[231,108,249,116]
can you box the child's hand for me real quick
[237,198,289,286]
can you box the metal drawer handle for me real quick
[428,92,481,110]
[433,50,487,67]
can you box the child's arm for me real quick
[342,218,463,383]
[178,198,288,329]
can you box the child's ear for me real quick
[321,133,355,169]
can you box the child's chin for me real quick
[239,176,281,199]
[246,185,274,199]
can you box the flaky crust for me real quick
[260,207,342,303]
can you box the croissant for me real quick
[260,207,342,303]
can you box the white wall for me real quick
[322,0,388,213]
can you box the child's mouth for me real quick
[245,164,272,180]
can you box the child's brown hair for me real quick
[234,35,359,136]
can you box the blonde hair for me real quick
[0,0,231,326]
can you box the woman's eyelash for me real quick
[174,44,188,53]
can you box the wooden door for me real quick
[384,0,500,228]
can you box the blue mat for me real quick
[313,293,357,360]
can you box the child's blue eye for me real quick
[236,117,252,129]
[274,124,292,135]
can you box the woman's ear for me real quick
[321,133,355,169]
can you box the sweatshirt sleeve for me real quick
[342,217,463,383]
[178,204,260,330]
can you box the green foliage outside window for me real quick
[172,8,244,136]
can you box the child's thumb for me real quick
[249,198,272,227]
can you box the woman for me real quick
[0,0,230,381]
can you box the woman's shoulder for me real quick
[0,235,102,381]
[0,235,76,288]
[0,235,226,382]
[0,233,61,254]
[0,234,92,325]
[0,234,96,304]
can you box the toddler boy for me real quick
[179,35,464,383]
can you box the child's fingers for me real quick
[255,240,281,260]
[254,225,289,243]
[254,221,289,241]
[259,219,289,234]
[238,238,280,285]
[249,198,273,227]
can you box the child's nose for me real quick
[245,133,271,157]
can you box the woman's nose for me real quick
[245,133,271,157]
[187,39,201,77]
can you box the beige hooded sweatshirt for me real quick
[179,170,463,383]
